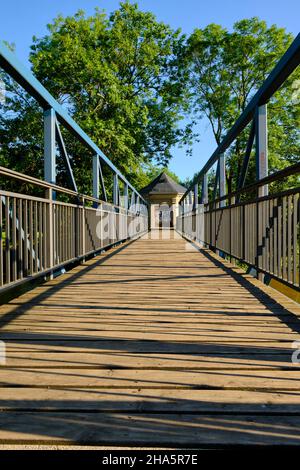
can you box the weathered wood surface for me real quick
[0,230,300,446]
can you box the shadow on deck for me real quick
[0,230,300,447]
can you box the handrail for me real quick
[0,166,148,216]
[177,35,300,293]
[207,162,300,206]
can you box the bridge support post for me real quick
[219,153,226,208]
[217,154,226,259]
[201,174,208,204]
[256,104,268,282]
[188,191,193,210]
[200,174,208,248]
[45,187,54,279]
[44,108,56,185]
[256,104,268,197]
[113,174,119,206]
[81,196,86,261]
[124,183,129,238]
[124,184,129,211]
[193,184,198,211]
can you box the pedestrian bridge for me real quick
[0,35,299,447]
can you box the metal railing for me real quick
[0,42,149,294]
[177,34,300,292]
[0,167,148,292]
[177,169,300,290]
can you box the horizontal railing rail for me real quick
[0,167,148,292]
[177,181,300,291]
[207,162,300,208]
[177,34,300,293]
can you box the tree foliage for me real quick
[0,11,299,197]
[0,2,191,193]
[187,18,300,193]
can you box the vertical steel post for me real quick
[81,196,86,259]
[124,183,129,211]
[201,174,208,204]
[255,104,268,281]
[219,153,226,208]
[217,153,226,258]
[188,191,193,211]
[193,183,198,211]
[45,187,54,278]
[44,108,56,276]
[256,104,268,197]
[44,108,56,184]
[113,174,118,206]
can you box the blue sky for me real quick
[0,0,299,180]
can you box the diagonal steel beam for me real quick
[55,120,78,192]
[213,161,220,203]
[236,119,256,201]
[98,158,107,202]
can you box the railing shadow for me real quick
[1,237,300,445]
[0,237,138,328]
[199,248,300,335]
[0,396,300,446]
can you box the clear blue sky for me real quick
[0,0,299,180]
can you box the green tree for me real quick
[0,2,192,194]
[187,18,300,194]
[143,163,181,184]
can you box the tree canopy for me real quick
[0,2,190,192]
[0,6,298,197]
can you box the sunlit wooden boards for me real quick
[0,230,300,446]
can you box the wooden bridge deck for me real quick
[1,230,300,447]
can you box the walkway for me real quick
[0,231,300,447]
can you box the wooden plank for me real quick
[0,314,298,331]
[1,388,300,412]
[2,352,296,369]
[1,329,298,341]
[1,369,300,389]
[1,320,296,332]
[1,412,300,445]
[3,340,295,354]
[0,232,300,445]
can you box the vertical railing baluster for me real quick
[277,198,282,280]
[29,200,34,274]
[46,188,54,274]
[293,194,298,285]
[17,199,23,279]
[5,197,10,284]
[282,196,287,280]
[24,200,28,276]
[287,195,292,283]
[82,197,86,258]
[11,198,17,281]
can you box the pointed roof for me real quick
[140,172,186,196]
